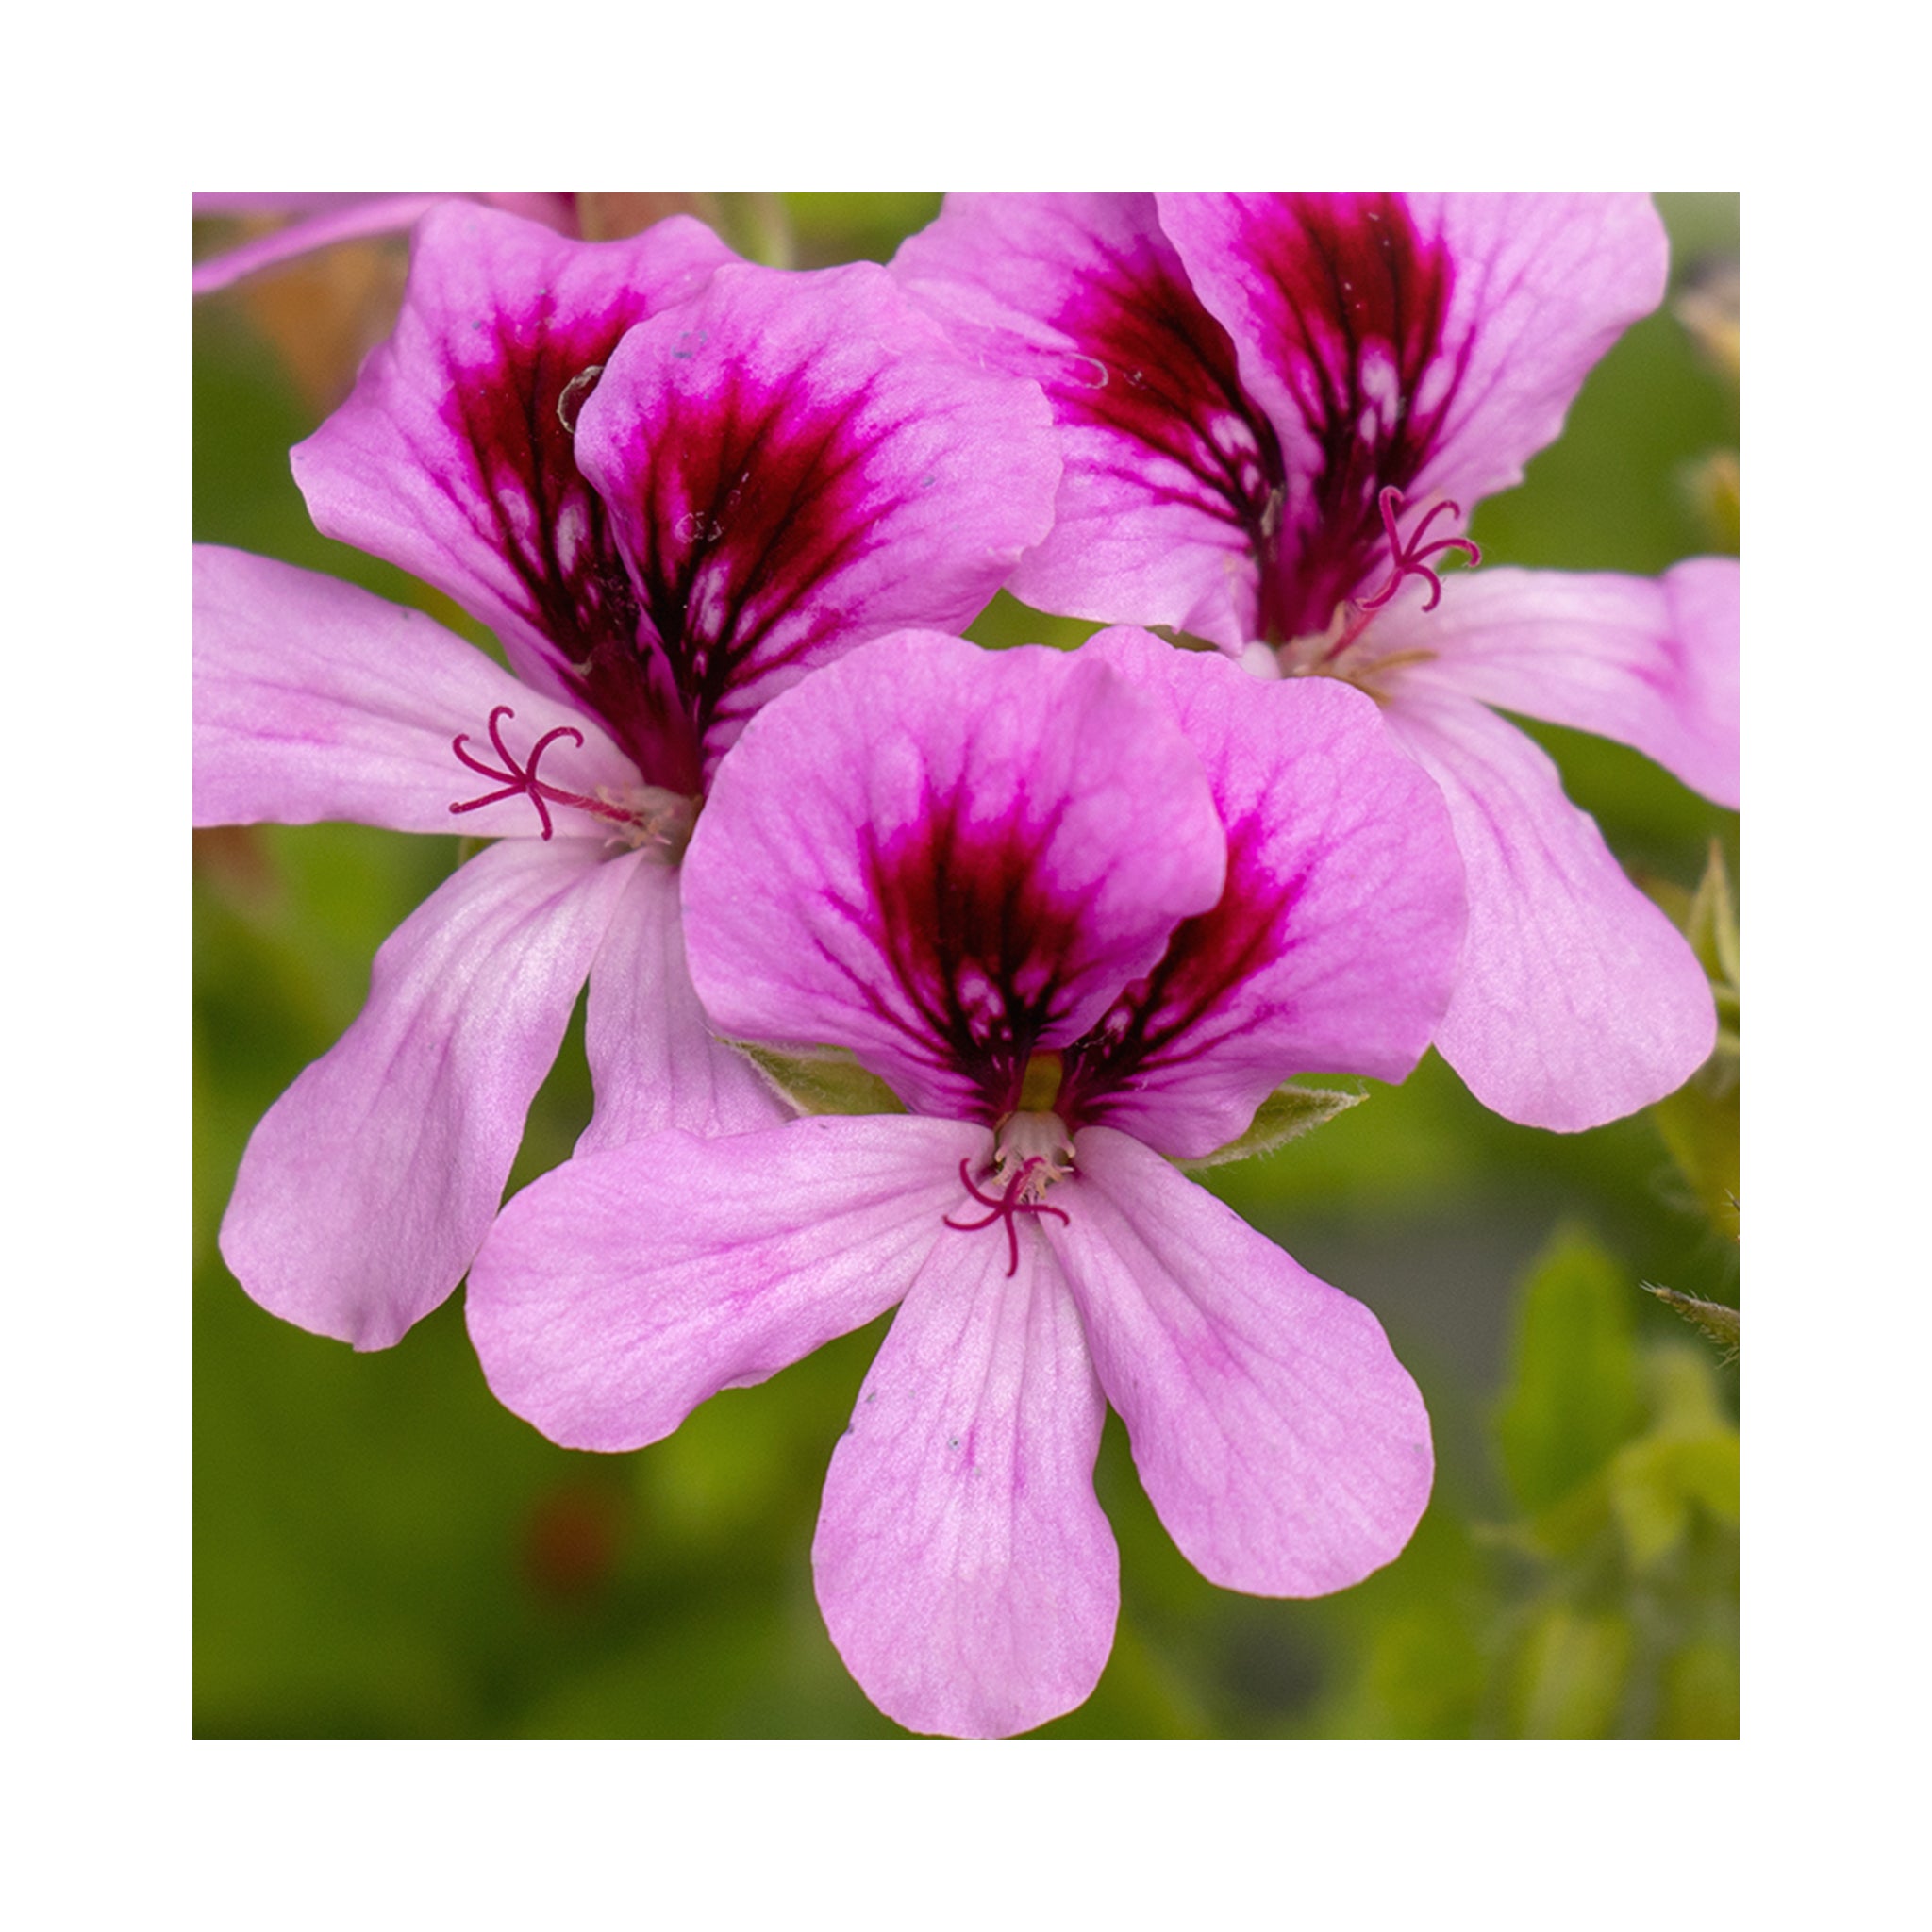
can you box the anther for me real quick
[1356,486,1481,614]
[942,1155,1071,1277]
[556,364,605,435]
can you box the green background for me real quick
[193,192,1740,1738]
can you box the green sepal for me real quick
[741,1044,907,1119]
[1651,840,1740,1231]
[1683,838,1740,991]
[1174,1083,1364,1172]
[1642,1281,1740,1360]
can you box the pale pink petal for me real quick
[1048,1128,1432,1595]
[192,193,450,293]
[813,1223,1116,1739]
[291,202,740,787]
[192,546,637,838]
[1395,559,1740,808]
[1062,629,1465,1157]
[572,258,1061,776]
[575,858,789,1154]
[465,1115,985,1449]
[192,196,578,295]
[893,193,1273,649]
[219,840,640,1350]
[683,632,1225,1123]
[1158,194,1667,635]
[1386,689,1717,1130]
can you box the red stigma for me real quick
[449,705,632,841]
[942,1155,1071,1277]
[1357,486,1481,614]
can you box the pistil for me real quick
[1274,486,1479,691]
[449,704,697,855]
[941,1110,1074,1277]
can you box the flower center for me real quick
[941,1109,1074,1277]
[448,704,697,857]
[1274,486,1479,697]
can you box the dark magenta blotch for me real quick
[843,796,1096,1122]
[1048,236,1287,595]
[1238,194,1463,641]
[1058,813,1308,1127]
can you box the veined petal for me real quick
[465,1114,985,1450]
[814,1223,1116,1739]
[291,201,740,786]
[1158,194,1668,636]
[192,546,637,838]
[1061,629,1465,1158]
[1396,559,1740,808]
[1386,689,1717,1130]
[220,839,640,1350]
[893,193,1277,650]
[683,633,1226,1123]
[1048,1128,1432,1595]
[575,859,789,1155]
[192,193,449,293]
[572,258,1061,775]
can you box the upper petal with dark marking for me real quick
[572,259,1063,782]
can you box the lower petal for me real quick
[575,859,788,1154]
[1398,560,1740,808]
[814,1231,1118,1739]
[1048,1128,1432,1597]
[466,1115,985,1450]
[1389,692,1717,1131]
[219,839,637,1349]
[193,546,637,839]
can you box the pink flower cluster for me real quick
[194,194,1738,1736]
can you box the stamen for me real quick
[941,1155,1071,1277]
[449,704,650,842]
[1356,485,1481,614]
[556,363,606,435]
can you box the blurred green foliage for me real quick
[194,192,1740,1738]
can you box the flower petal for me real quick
[575,858,789,1154]
[1158,194,1667,633]
[192,193,451,293]
[291,201,739,784]
[1048,1128,1432,1595]
[1396,559,1740,808]
[219,839,639,1349]
[893,193,1275,650]
[1061,629,1465,1157]
[1386,688,1717,1130]
[192,546,637,837]
[682,631,1226,1122]
[465,1114,985,1449]
[571,258,1061,775]
[192,197,580,291]
[813,1223,1116,1739]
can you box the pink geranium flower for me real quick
[195,203,1059,1349]
[466,626,1467,1737]
[894,193,1739,1131]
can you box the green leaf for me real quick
[1503,1603,1633,1739]
[1605,1345,1739,1573]
[1175,1083,1364,1171]
[741,1045,906,1118]
[1493,1228,1644,1514]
